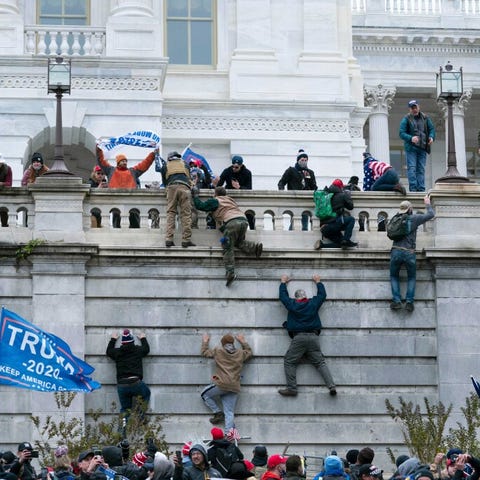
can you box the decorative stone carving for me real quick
[364,84,396,113]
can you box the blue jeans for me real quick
[201,383,238,431]
[117,380,151,413]
[405,148,427,192]
[390,248,417,303]
[372,169,399,191]
[321,215,355,244]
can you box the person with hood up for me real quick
[200,332,253,430]
[106,329,151,421]
[314,179,357,250]
[173,443,222,480]
[152,452,174,480]
[313,455,350,480]
[21,152,49,186]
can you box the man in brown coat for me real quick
[200,332,253,433]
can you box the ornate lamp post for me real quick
[435,62,470,183]
[44,56,73,176]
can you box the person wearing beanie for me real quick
[193,186,263,286]
[214,155,254,229]
[106,329,151,424]
[362,153,406,194]
[278,273,337,397]
[21,152,49,186]
[389,194,434,312]
[200,331,253,430]
[278,149,317,231]
[158,150,195,248]
[96,143,157,189]
[314,179,357,250]
[207,427,244,478]
[173,443,222,480]
[399,100,435,192]
[312,455,350,480]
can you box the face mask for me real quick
[297,159,308,169]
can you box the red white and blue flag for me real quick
[182,146,214,177]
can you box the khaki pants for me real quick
[165,183,192,242]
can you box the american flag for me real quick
[226,427,240,442]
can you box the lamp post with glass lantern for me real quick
[44,56,73,176]
[435,62,470,183]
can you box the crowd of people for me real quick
[1,439,478,480]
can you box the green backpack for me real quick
[314,189,335,221]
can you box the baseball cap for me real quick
[359,464,383,478]
[17,443,33,452]
[232,155,243,165]
[267,454,287,469]
[78,450,94,462]
[408,100,418,108]
[167,151,182,161]
[399,200,412,213]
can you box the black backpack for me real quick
[387,213,411,241]
[212,443,242,477]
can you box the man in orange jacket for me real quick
[96,145,157,189]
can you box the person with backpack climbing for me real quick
[200,332,253,431]
[314,179,357,250]
[389,195,435,312]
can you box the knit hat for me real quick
[182,442,192,457]
[132,451,148,467]
[346,449,359,465]
[332,179,344,188]
[399,200,412,213]
[115,154,127,164]
[244,460,255,473]
[413,470,434,480]
[395,455,410,468]
[267,455,287,469]
[324,456,344,476]
[167,151,182,161]
[232,155,243,165]
[211,427,224,440]
[252,445,268,466]
[221,334,235,346]
[54,445,68,458]
[358,464,383,478]
[31,152,44,164]
[296,149,308,161]
[121,329,134,344]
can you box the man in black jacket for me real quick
[106,329,151,421]
[8,443,37,480]
[173,444,222,480]
[314,179,357,249]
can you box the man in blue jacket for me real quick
[278,274,336,397]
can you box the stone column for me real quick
[106,0,162,56]
[0,0,23,54]
[364,84,396,163]
[437,90,471,178]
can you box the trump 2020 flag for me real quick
[182,146,214,177]
[0,307,101,393]
[471,375,480,398]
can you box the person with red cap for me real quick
[200,332,253,430]
[207,427,244,477]
[106,329,151,424]
[314,179,357,250]
[261,455,287,480]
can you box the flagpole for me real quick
[182,142,193,157]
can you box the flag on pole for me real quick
[0,307,101,393]
[471,375,480,398]
[182,146,215,177]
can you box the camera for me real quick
[30,451,39,458]
[175,450,182,464]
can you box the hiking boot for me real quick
[255,243,263,258]
[226,272,237,287]
[182,241,196,248]
[390,301,402,310]
[278,388,298,397]
[314,240,323,250]
[341,240,358,249]
[329,387,337,396]
[165,241,175,247]
[209,412,225,425]
[393,183,407,195]
[405,302,415,312]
